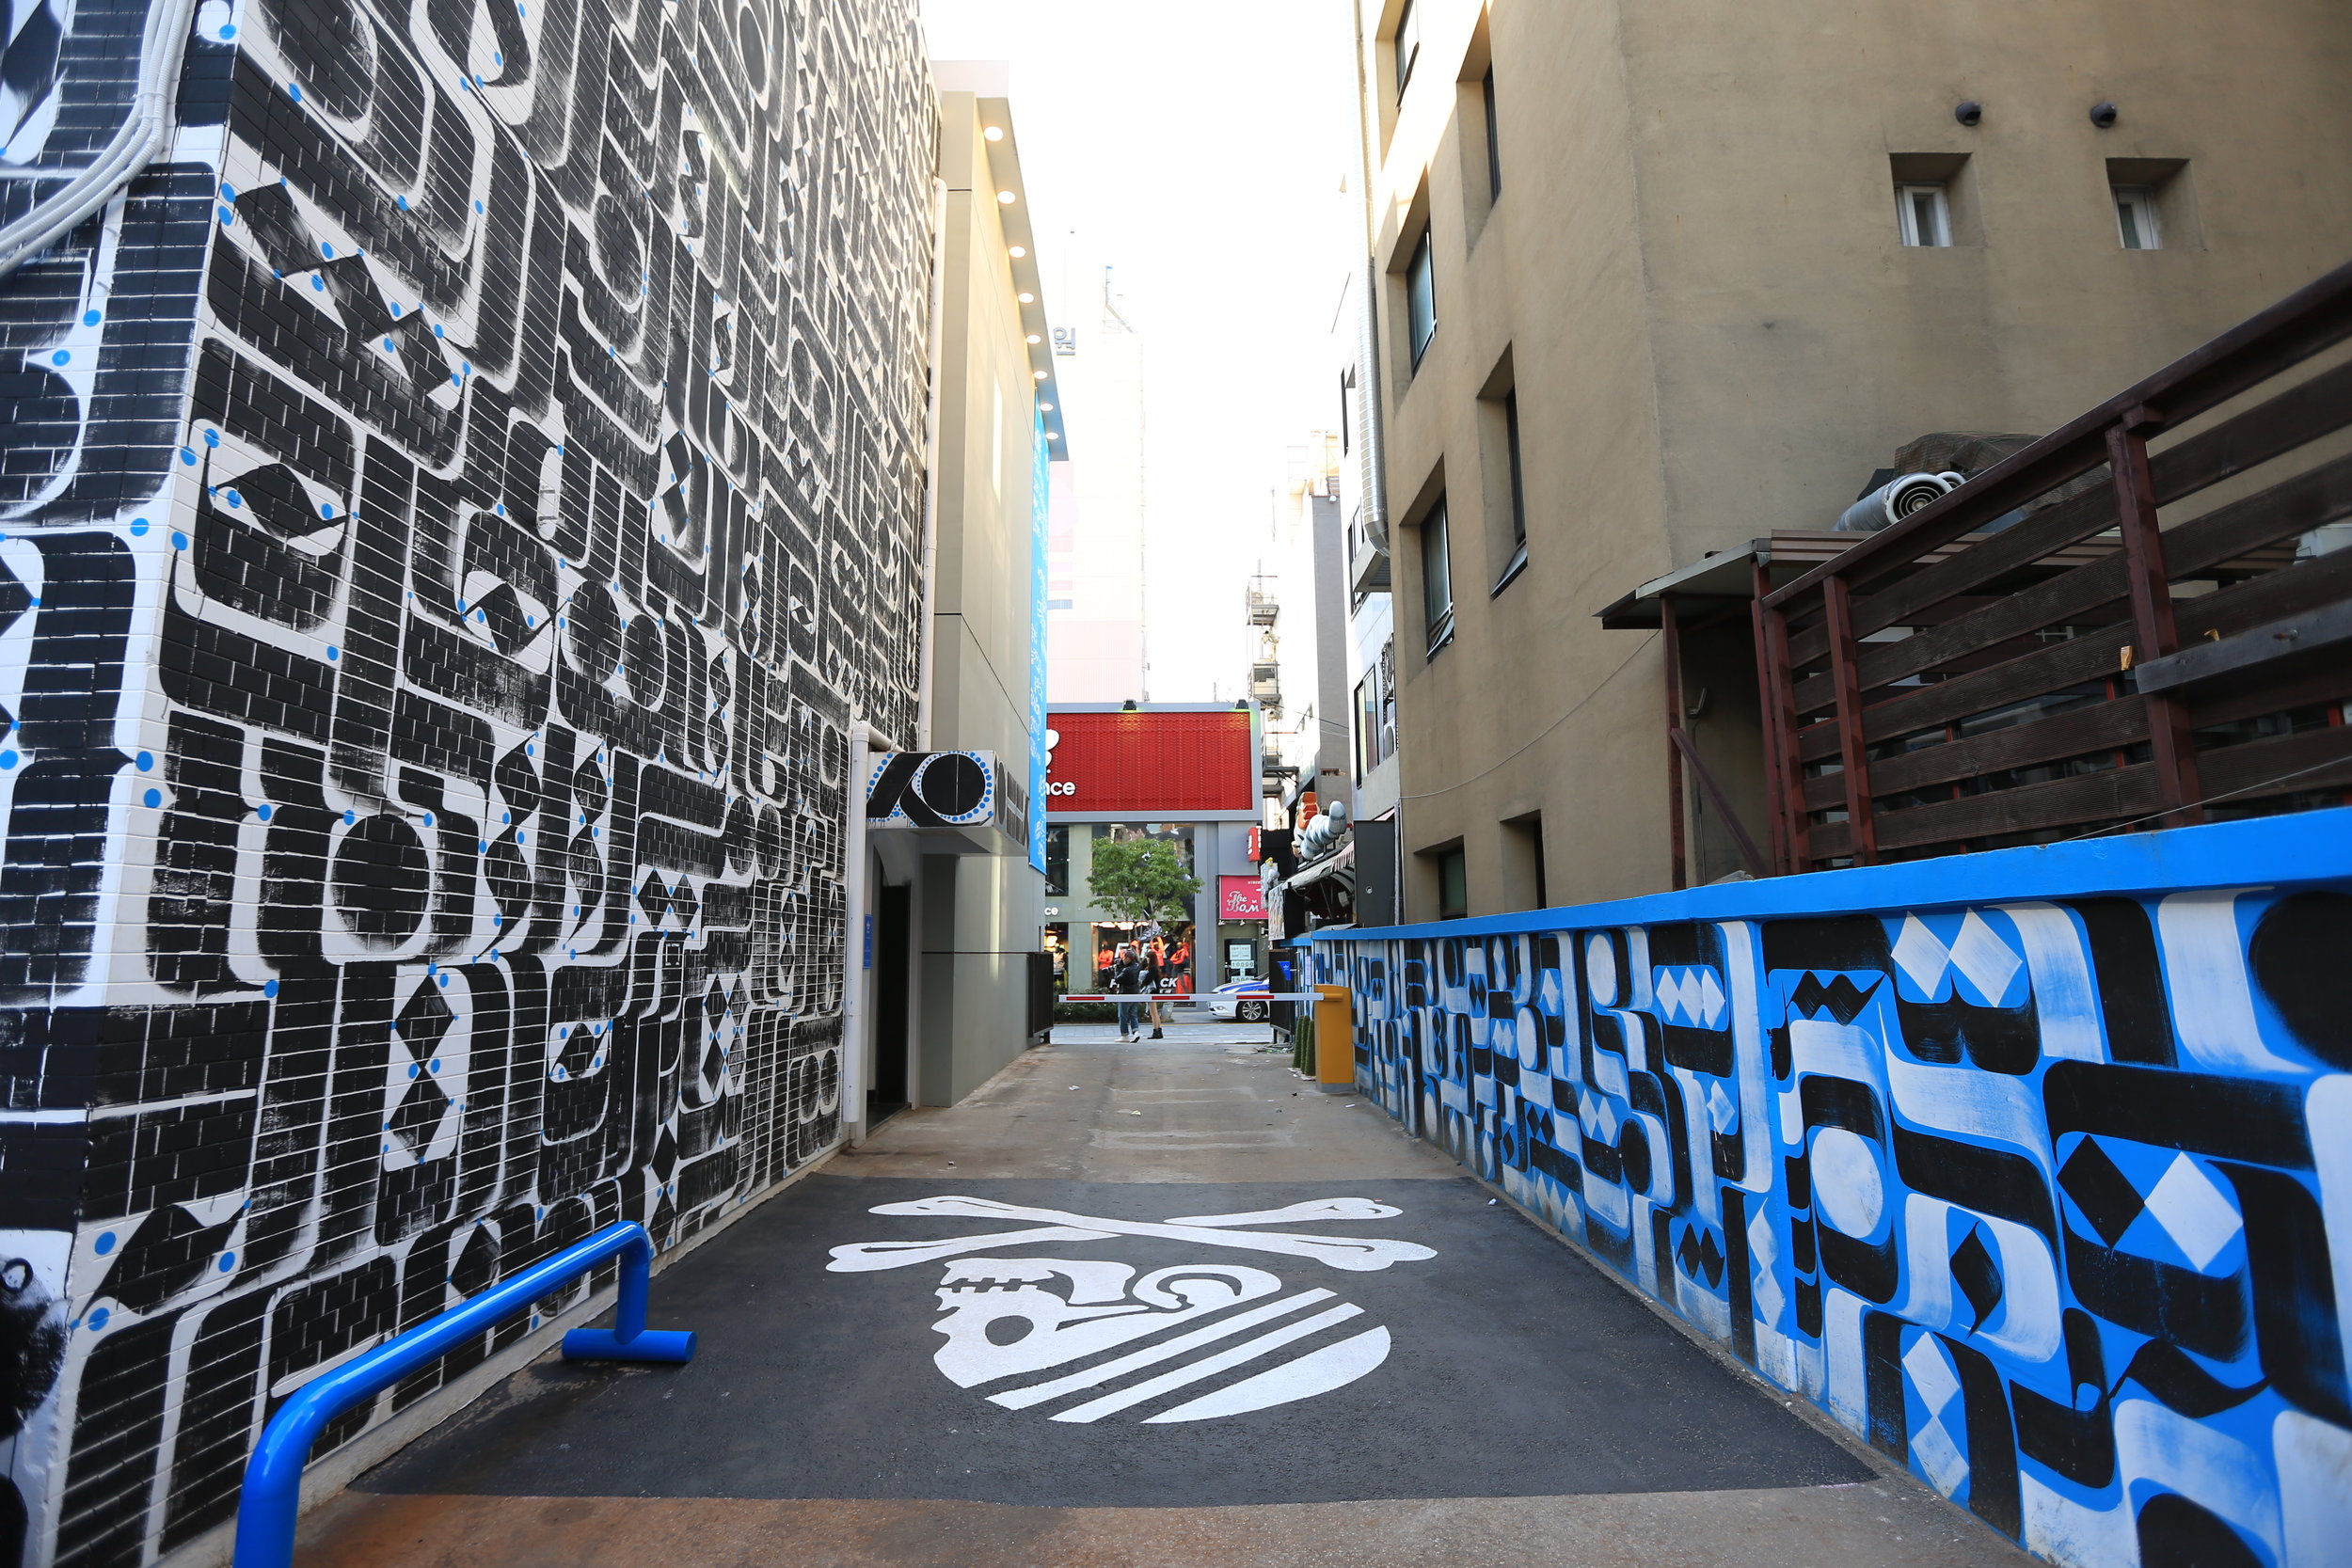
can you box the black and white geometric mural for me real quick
[1322,824,2352,1568]
[0,0,935,1556]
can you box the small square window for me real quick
[1896,182,1951,247]
[2113,185,2162,250]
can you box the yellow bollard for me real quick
[1314,983,1354,1086]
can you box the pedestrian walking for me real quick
[1109,944,1146,1040]
[1142,941,1166,1040]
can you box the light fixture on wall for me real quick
[1025,333,1041,343]
[2090,102,2119,128]
[1121,699,1139,710]
[1953,100,1981,126]
[1009,245,1026,258]
[1017,292,1034,303]
[983,126,1004,141]
[1039,402,1054,411]
[1032,370,1048,380]
[997,189,1017,204]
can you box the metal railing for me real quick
[232,1222,696,1568]
[1756,257,2352,871]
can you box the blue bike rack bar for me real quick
[232,1221,694,1568]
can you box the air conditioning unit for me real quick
[1246,590,1279,626]
[1837,470,1964,532]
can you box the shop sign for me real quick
[1218,874,1268,920]
[1044,709,1255,816]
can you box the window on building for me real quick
[1482,69,1502,201]
[1044,824,1069,897]
[1406,230,1437,366]
[2112,185,2161,249]
[1420,498,1454,656]
[1393,0,1419,95]
[1503,813,1547,910]
[1896,182,1952,247]
[1356,673,1378,784]
[1437,847,1468,920]
[1503,390,1526,550]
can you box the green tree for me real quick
[1086,835,1202,927]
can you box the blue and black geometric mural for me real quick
[0,0,936,1560]
[1326,847,2352,1568]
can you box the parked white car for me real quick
[1204,976,1272,1022]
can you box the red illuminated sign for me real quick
[1044,709,1255,816]
[1218,875,1267,920]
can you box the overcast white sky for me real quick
[918,0,1360,700]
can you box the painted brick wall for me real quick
[1315,814,2352,1568]
[0,0,935,1560]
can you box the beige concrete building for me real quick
[851,64,1061,1123]
[1355,0,2352,914]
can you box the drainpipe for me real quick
[840,717,901,1146]
[0,0,199,279]
[914,174,949,750]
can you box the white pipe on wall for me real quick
[838,719,900,1145]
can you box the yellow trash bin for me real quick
[1314,983,1354,1086]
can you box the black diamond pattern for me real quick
[394,979,454,1053]
[387,1068,452,1154]
[2059,1138,2145,1245]
[1951,1223,2004,1329]
[1791,972,1880,1025]
[1676,1224,1726,1288]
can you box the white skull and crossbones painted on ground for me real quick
[828,1196,1437,1423]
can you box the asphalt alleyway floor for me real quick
[302,1024,2035,1567]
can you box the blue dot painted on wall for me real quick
[50,350,67,366]
[422,812,435,827]
[181,447,196,465]
[312,277,326,292]
[218,205,234,225]
[439,974,450,988]
[94,1232,116,1255]
[343,810,355,825]
[218,182,235,199]
[263,980,278,998]
[257,803,272,821]
[218,1253,236,1272]
[83,309,101,326]
[494,51,503,64]
[525,614,535,628]
[225,490,241,508]
[517,832,526,845]
[143,787,159,807]
[430,1059,441,1073]
[326,646,339,660]
[287,82,302,101]
[493,913,503,927]
[474,198,485,214]
[135,751,153,770]
[321,501,335,518]
[408,1063,420,1079]
[202,428,219,447]
[433,323,444,338]
[321,243,334,259]
[87,1308,109,1331]
[172,531,188,549]
[219,22,233,37]
[478,840,488,852]
[0,752,17,770]
[129,517,148,536]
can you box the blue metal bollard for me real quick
[232,1221,694,1568]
